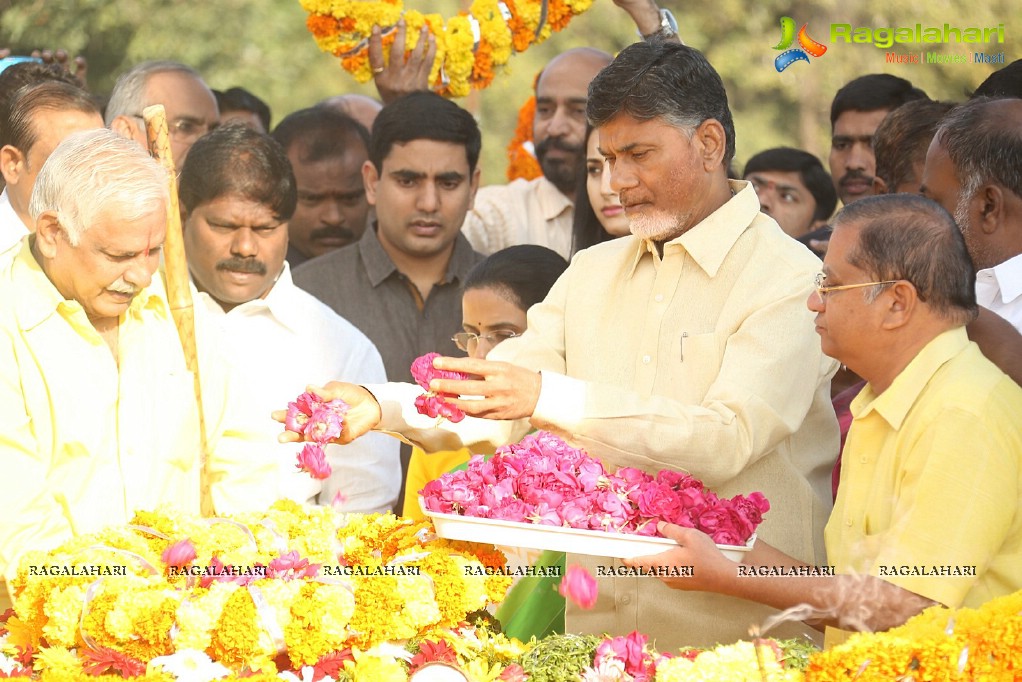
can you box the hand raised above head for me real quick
[272,382,382,445]
[368,20,437,105]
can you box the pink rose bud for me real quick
[162,539,197,568]
[559,564,598,610]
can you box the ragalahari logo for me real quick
[772,16,827,71]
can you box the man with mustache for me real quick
[828,74,928,207]
[180,123,399,513]
[271,106,372,268]
[462,47,613,260]
[0,129,283,607]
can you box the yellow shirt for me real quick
[376,181,839,648]
[401,446,472,522]
[0,241,282,591]
[827,327,1022,609]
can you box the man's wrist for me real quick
[639,8,679,41]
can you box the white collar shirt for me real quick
[976,253,1022,332]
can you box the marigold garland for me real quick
[299,0,594,98]
[506,94,542,182]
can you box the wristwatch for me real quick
[640,8,679,41]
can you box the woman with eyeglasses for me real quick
[400,244,568,640]
[402,244,568,521]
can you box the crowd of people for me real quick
[1,0,1020,651]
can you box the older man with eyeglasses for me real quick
[106,60,218,171]
[626,193,1022,642]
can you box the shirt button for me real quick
[642,355,651,364]
[654,294,664,302]
[620,595,632,605]
[846,519,853,527]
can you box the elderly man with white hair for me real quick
[0,128,281,606]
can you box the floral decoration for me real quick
[410,352,468,423]
[558,564,598,611]
[420,432,770,545]
[2,501,511,679]
[298,0,594,98]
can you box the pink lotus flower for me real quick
[267,550,321,580]
[559,564,598,609]
[161,539,196,568]
[296,443,332,480]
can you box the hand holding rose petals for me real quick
[286,391,350,480]
[559,564,598,609]
[411,352,468,422]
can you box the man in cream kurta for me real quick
[286,41,838,648]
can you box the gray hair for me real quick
[935,97,1022,205]
[29,128,168,245]
[104,60,203,126]
[834,194,977,325]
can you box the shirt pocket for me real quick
[667,331,722,402]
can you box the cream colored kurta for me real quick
[377,181,839,647]
[461,175,574,259]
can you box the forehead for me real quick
[27,109,104,154]
[88,204,167,245]
[597,114,676,150]
[145,71,218,119]
[289,149,364,188]
[832,109,890,137]
[746,169,810,193]
[920,138,961,210]
[194,193,277,217]
[536,53,605,100]
[382,139,470,173]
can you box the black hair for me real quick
[179,122,297,221]
[214,86,272,131]
[271,106,370,164]
[464,245,568,311]
[587,40,736,166]
[0,80,99,152]
[971,58,1022,99]
[743,147,837,222]
[936,97,1022,201]
[872,99,955,193]
[367,91,481,173]
[829,74,929,127]
[571,123,618,253]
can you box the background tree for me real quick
[2,0,1013,184]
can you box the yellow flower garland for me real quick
[300,0,594,97]
[6,501,511,677]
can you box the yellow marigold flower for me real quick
[343,650,408,682]
[33,645,82,678]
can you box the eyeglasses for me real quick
[131,114,214,143]
[452,330,520,353]
[814,272,901,301]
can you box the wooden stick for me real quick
[142,104,213,517]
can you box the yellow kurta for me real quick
[0,241,282,596]
[828,327,1022,609]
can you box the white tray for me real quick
[421,502,754,561]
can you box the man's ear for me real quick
[872,176,889,195]
[880,280,918,331]
[362,160,380,206]
[110,115,146,146]
[466,166,482,211]
[34,211,63,259]
[694,119,727,172]
[0,144,25,185]
[974,184,1004,236]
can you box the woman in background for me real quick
[571,123,632,254]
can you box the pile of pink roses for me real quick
[420,432,769,545]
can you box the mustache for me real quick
[216,258,267,275]
[107,279,139,296]
[310,226,356,241]
[535,136,582,158]
[839,170,873,186]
